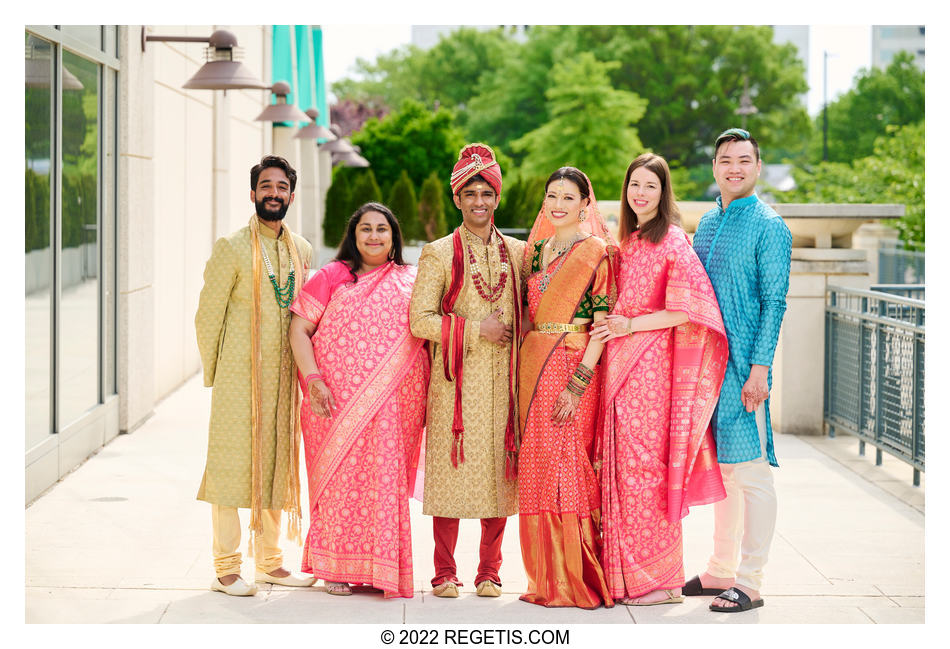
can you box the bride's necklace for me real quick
[549,232,584,258]
[539,233,584,293]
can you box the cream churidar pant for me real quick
[706,405,777,592]
[212,505,282,578]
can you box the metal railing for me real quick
[870,284,925,301]
[878,248,925,284]
[824,286,925,485]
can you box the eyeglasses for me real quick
[715,127,751,147]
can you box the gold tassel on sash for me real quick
[247,215,305,555]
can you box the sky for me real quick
[320,25,874,116]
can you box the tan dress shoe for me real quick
[432,581,459,598]
[255,570,317,587]
[476,581,502,597]
[211,576,258,596]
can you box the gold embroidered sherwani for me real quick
[409,226,525,519]
[194,220,312,510]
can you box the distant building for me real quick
[872,25,925,70]
[411,25,528,49]
[772,25,810,108]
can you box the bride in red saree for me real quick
[590,154,728,605]
[517,167,617,609]
[288,203,429,598]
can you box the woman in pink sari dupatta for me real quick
[591,154,728,606]
[288,203,429,598]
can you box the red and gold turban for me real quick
[450,143,502,197]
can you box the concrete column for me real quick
[317,148,333,262]
[296,138,318,251]
[117,26,156,433]
[852,222,901,285]
[771,249,871,436]
[211,91,230,242]
[271,125,300,235]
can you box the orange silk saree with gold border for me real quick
[517,236,613,609]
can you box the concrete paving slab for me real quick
[404,594,633,624]
[25,373,925,624]
[860,606,925,624]
[26,597,169,623]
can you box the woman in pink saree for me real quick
[288,202,429,598]
[590,154,728,606]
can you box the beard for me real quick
[255,197,288,222]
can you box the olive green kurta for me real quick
[409,226,525,519]
[195,220,312,510]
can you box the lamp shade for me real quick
[294,108,336,140]
[255,80,310,122]
[180,30,268,90]
[320,138,354,154]
[295,123,336,140]
[337,151,370,168]
[183,60,269,90]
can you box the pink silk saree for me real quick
[600,225,728,600]
[290,261,429,598]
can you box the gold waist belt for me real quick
[535,322,590,334]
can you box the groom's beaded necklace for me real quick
[467,234,509,303]
[259,239,295,308]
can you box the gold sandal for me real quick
[620,589,684,606]
[325,581,352,596]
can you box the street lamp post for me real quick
[735,76,758,130]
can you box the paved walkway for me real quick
[25,373,924,625]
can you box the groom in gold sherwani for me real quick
[410,143,525,598]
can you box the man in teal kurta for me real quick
[195,155,315,596]
[686,129,791,613]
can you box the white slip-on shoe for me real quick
[211,576,258,596]
[255,570,317,587]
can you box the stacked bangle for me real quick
[304,372,323,386]
[565,363,594,397]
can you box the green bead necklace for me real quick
[259,240,295,308]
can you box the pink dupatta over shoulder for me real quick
[600,225,728,598]
[290,260,429,598]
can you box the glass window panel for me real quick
[59,26,102,51]
[25,33,53,449]
[60,50,100,426]
[103,68,116,396]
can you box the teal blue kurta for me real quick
[692,194,791,466]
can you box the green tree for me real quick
[388,170,421,242]
[811,51,924,163]
[323,166,352,246]
[463,26,810,168]
[496,172,547,231]
[570,25,811,166]
[511,53,647,199]
[349,167,383,209]
[331,27,513,124]
[351,99,465,202]
[418,172,449,241]
[779,122,924,249]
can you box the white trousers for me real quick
[706,405,776,592]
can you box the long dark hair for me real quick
[334,202,405,282]
[618,153,679,245]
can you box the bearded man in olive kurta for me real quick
[195,155,315,597]
[409,144,525,598]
